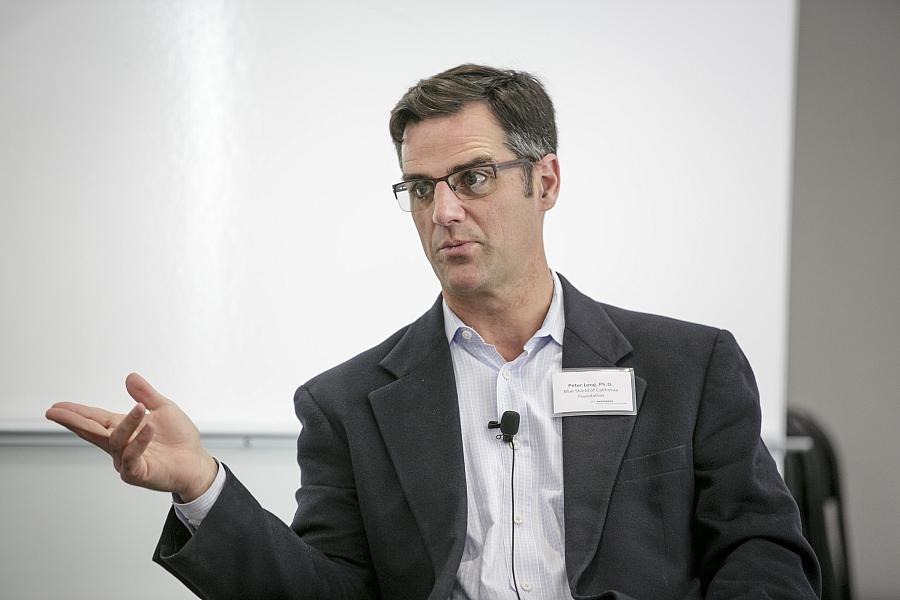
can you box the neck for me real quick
[444,267,554,363]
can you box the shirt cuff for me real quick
[172,458,226,532]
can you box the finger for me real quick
[108,403,146,461]
[125,372,172,410]
[119,422,154,484]
[45,407,113,451]
[67,425,112,450]
[47,402,121,429]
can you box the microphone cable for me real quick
[489,410,523,600]
[509,433,522,600]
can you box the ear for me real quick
[535,154,561,212]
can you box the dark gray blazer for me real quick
[154,275,821,599]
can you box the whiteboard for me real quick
[0,0,796,445]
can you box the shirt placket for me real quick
[498,353,543,595]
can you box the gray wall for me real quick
[0,442,298,599]
[788,1,900,598]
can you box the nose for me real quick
[432,181,465,226]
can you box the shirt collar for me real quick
[442,270,565,346]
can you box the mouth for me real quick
[439,239,470,249]
[437,240,476,256]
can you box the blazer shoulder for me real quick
[300,324,409,398]
[558,273,724,356]
[599,302,723,352]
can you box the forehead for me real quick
[401,103,509,177]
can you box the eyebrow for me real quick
[401,154,496,182]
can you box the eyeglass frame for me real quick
[391,157,536,212]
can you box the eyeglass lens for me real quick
[397,165,498,212]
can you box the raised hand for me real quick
[45,372,218,502]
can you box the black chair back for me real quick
[784,409,854,600]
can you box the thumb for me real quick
[125,372,172,410]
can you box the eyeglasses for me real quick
[392,158,534,212]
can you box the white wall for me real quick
[1,0,796,441]
[788,1,900,598]
[0,1,799,598]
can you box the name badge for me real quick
[552,368,637,416]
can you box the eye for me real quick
[456,168,493,195]
[411,181,434,199]
[462,169,487,187]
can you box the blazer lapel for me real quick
[368,297,467,600]
[558,275,648,590]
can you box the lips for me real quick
[437,239,476,256]
[439,240,471,250]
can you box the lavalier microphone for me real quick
[487,410,520,443]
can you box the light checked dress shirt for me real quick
[445,270,572,599]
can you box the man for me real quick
[46,64,820,599]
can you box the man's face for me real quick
[401,102,558,299]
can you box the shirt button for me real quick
[461,330,472,340]
[514,514,524,524]
[520,582,533,592]
[501,369,511,380]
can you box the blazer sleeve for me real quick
[692,329,821,598]
[152,385,379,600]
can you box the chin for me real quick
[437,266,489,296]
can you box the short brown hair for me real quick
[389,64,558,165]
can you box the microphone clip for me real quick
[487,421,505,441]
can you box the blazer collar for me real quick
[370,295,466,600]
[558,273,647,593]
[558,272,633,364]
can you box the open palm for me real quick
[45,372,217,501]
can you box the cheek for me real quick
[488,204,537,249]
